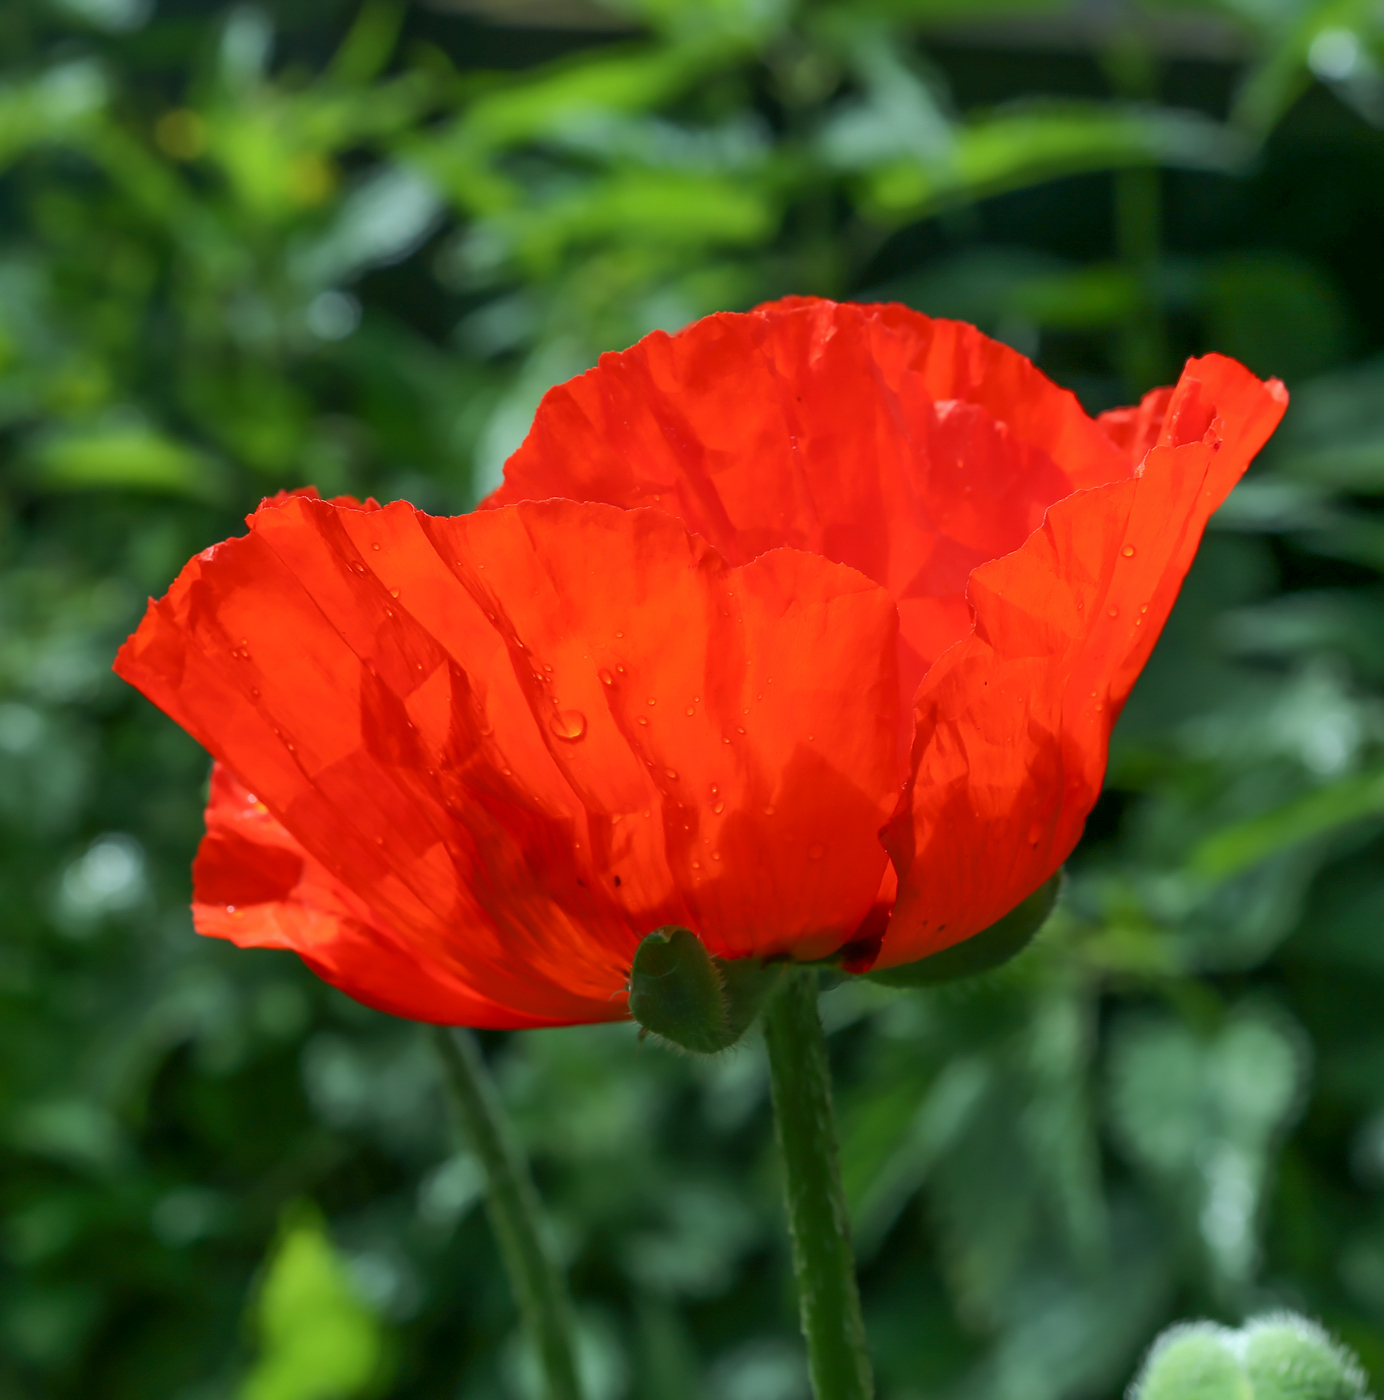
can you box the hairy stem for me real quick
[433,1027,583,1400]
[763,969,873,1400]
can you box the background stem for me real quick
[433,1027,584,1400]
[763,969,874,1400]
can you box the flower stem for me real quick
[762,969,874,1400]
[432,1027,584,1400]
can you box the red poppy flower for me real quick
[114,297,1286,1028]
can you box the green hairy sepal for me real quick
[1131,1314,1370,1400]
[866,871,1063,988]
[627,927,783,1054]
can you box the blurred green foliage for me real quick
[3,0,1384,1397]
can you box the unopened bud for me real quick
[1131,1314,1369,1400]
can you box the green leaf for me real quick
[856,103,1251,222]
[240,1206,388,1400]
[1191,769,1384,880]
[867,873,1061,988]
[28,419,227,502]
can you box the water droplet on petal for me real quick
[1122,545,1136,558]
[713,802,724,814]
[599,669,614,686]
[1107,606,1118,618]
[543,664,553,673]
[647,697,657,707]
[685,707,695,716]
[615,631,624,638]
[665,769,679,781]
[736,726,746,735]
[551,710,587,742]
[710,785,718,796]
[637,716,649,726]
[712,852,721,861]
[763,805,774,816]
[390,589,399,599]
[691,860,701,870]
[808,843,825,860]
[226,904,236,913]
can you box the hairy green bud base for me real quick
[628,927,782,1054]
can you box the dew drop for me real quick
[637,716,649,726]
[665,769,679,781]
[615,631,624,639]
[685,707,695,716]
[647,697,657,707]
[285,742,295,752]
[710,785,719,796]
[617,665,625,674]
[502,767,512,776]
[807,843,825,860]
[1141,605,1148,614]
[763,805,774,816]
[736,726,746,735]
[691,860,701,870]
[226,904,236,913]
[599,669,614,686]
[371,542,381,551]
[390,589,399,598]
[543,664,553,673]
[1122,545,1136,558]
[722,738,731,745]
[711,852,721,861]
[1107,606,1118,618]
[713,802,724,814]
[551,710,587,742]
[251,687,261,698]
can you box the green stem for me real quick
[762,969,873,1400]
[432,1027,584,1400]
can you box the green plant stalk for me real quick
[763,969,874,1400]
[433,1027,584,1400]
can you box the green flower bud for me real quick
[1130,1315,1371,1400]
[1243,1315,1369,1400]
[628,927,782,1054]
[867,871,1062,989]
[1133,1324,1251,1400]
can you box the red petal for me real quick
[115,494,900,1024]
[876,354,1287,967]
[194,764,528,1026]
[487,296,1131,724]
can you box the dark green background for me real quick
[4,2,1384,1397]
